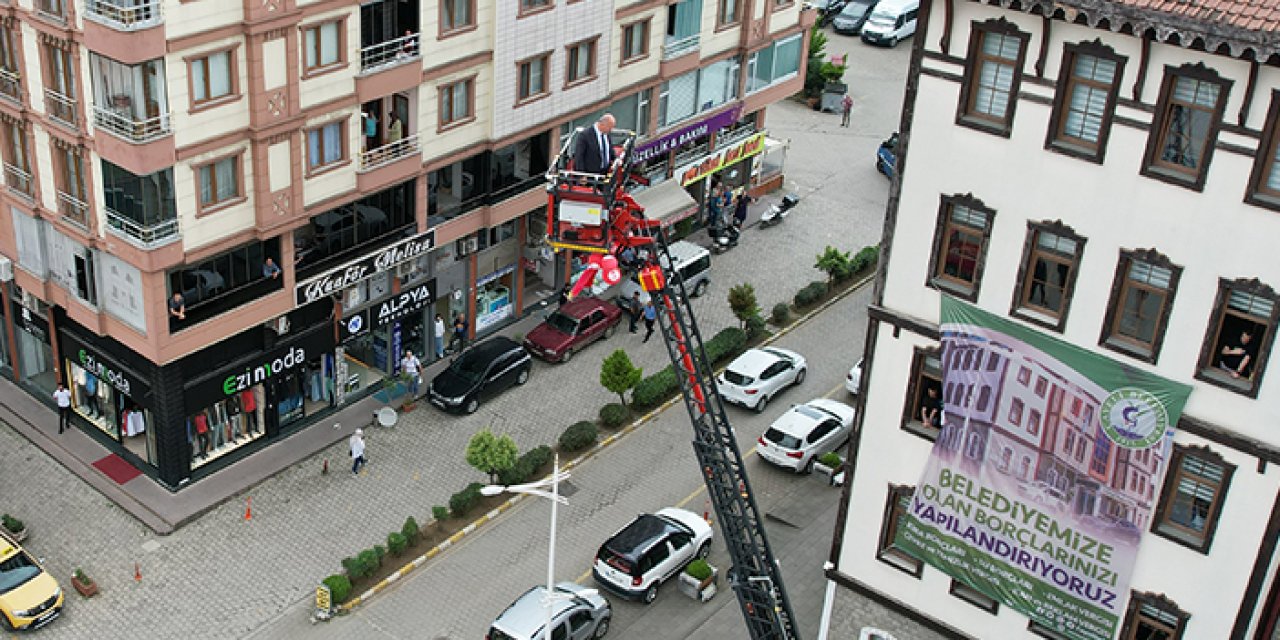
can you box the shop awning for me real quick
[633,179,698,226]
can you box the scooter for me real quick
[759,193,800,228]
[707,218,739,254]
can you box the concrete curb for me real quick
[332,270,874,614]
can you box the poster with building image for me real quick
[895,297,1192,640]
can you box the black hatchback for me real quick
[428,336,532,414]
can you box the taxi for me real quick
[0,530,63,630]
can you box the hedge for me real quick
[599,403,629,429]
[449,482,484,519]
[633,327,747,410]
[794,281,829,308]
[497,445,555,485]
[432,505,449,521]
[771,303,790,325]
[559,421,598,452]
[401,516,420,544]
[387,531,407,556]
[323,574,352,603]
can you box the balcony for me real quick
[359,133,419,172]
[93,104,170,143]
[106,207,178,247]
[84,0,162,30]
[36,0,66,22]
[58,191,89,229]
[45,90,77,127]
[663,35,700,60]
[4,163,32,200]
[0,68,20,104]
[359,33,420,74]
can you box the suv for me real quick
[524,297,623,363]
[0,530,63,631]
[487,582,611,640]
[592,507,713,604]
[590,241,712,303]
[428,336,532,414]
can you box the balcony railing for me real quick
[673,142,710,168]
[717,125,757,148]
[0,68,20,103]
[58,191,89,229]
[4,163,32,199]
[84,0,162,29]
[93,105,171,143]
[663,35,700,60]
[359,133,420,172]
[359,33,421,74]
[45,90,77,127]
[105,207,179,248]
[35,0,66,21]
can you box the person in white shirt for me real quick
[53,383,72,434]
[349,428,366,476]
[400,351,422,398]
[433,314,446,360]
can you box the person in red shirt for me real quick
[193,411,210,458]
[240,389,258,434]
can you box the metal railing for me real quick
[359,33,420,73]
[36,0,65,21]
[359,133,420,172]
[0,68,20,103]
[93,105,171,143]
[673,142,710,168]
[717,125,757,148]
[663,35,699,60]
[84,0,162,29]
[58,191,90,229]
[4,163,31,198]
[45,90,77,127]
[105,207,179,247]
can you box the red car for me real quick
[523,297,623,363]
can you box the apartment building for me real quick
[825,0,1280,639]
[0,0,813,490]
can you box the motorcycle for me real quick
[759,193,800,228]
[707,218,739,254]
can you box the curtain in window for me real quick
[1228,289,1274,317]
[697,58,734,111]
[319,24,338,66]
[201,159,237,204]
[450,83,468,119]
[661,71,697,125]
[1170,458,1221,532]
[444,0,469,29]
[1062,55,1116,143]
[670,0,702,40]
[973,33,1020,118]
[208,52,231,99]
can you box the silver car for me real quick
[757,398,856,473]
[487,582,611,640]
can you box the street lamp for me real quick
[482,454,594,640]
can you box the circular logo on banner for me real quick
[1100,387,1169,449]
[346,314,364,335]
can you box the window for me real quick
[1247,90,1280,210]
[196,155,241,210]
[718,0,739,26]
[1154,445,1232,552]
[746,34,801,94]
[1047,42,1123,161]
[1119,592,1190,640]
[957,19,1029,135]
[440,0,473,33]
[303,21,342,73]
[1012,221,1085,331]
[44,43,77,125]
[306,120,345,172]
[520,0,550,14]
[1195,278,1278,396]
[1028,620,1073,640]
[517,54,549,102]
[877,485,921,576]
[1008,398,1023,425]
[566,39,597,85]
[927,195,994,300]
[1142,64,1230,190]
[622,21,649,62]
[439,78,473,127]
[190,50,234,106]
[949,579,998,613]
[1100,249,1181,362]
[903,347,943,440]
[167,238,282,327]
[53,142,88,225]
[2,120,31,196]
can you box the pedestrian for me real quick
[450,313,467,353]
[841,93,853,127]
[53,383,72,434]
[628,292,642,333]
[642,300,657,343]
[400,350,422,397]
[706,184,725,227]
[733,191,754,230]
[433,313,446,359]
[349,428,367,475]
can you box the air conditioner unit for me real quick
[0,256,12,282]
[273,316,290,335]
[465,237,480,254]
[396,261,417,279]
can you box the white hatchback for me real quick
[757,398,856,473]
[845,358,864,395]
[716,347,807,413]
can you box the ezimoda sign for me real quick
[295,230,436,305]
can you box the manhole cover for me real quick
[558,480,579,498]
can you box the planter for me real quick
[5,526,27,543]
[678,565,718,602]
[72,575,98,598]
[813,463,846,487]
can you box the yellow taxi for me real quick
[0,530,62,630]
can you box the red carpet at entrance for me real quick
[92,454,142,485]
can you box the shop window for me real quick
[1119,592,1189,640]
[902,347,942,440]
[927,194,994,301]
[295,180,416,275]
[1153,444,1233,553]
[1011,221,1085,332]
[1100,249,1181,363]
[168,237,282,330]
[189,385,266,470]
[949,579,998,614]
[65,356,155,466]
[957,19,1030,137]
[877,485,922,576]
[1047,42,1124,162]
[1194,278,1278,396]
[1141,63,1230,191]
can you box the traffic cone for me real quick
[322,458,329,475]
[244,497,253,521]
[134,562,141,582]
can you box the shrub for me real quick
[374,545,387,563]
[522,445,553,471]
[466,429,519,484]
[357,548,381,576]
[685,558,713,581]
[852,246,879,273]
[1,514,22,533]
[599,403,630,429]
[771,303,790,325]
[449,482,484,519]
[744,313,768,340]
[817,452,843,468]
[559,421,599,452]
[794,281,829,308]
[633,367,679,409]
[431,505,449,522]
[341,556,366,579]
[815,246,852,285]
[402,516,420,544]
[703,327,747,363]
[387,532,407,556]
[323,574,352,603]
[727,283,760,330]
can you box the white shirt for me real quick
[401,353,420,376]
[434,318,446,338]
[350,434,365,459]
[53,388,71,408]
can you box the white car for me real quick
[758,398,856,473]
[846,358,864,395]
[717,347,807,412]
[592,507,714,604]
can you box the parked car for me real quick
[860,0,919,46]
[846,358,864,395]
[428,336,532,414]
[717,347,808,412]
[876,132,898,179]
[487,582,611,640]
[832,0,879,34]
[808,0,849,26]
[524,297,623,363]
[592,507,713,604]
[758,398,856,473]
[0,530,63,631]
[596,240,712,304]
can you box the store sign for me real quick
[340,309,369,342]
[77,349,142,397]
[185,325,336,408]
[221,346,309,396]
[676,132,767,186]
[477,265,515,287]
[295,230,436,305]
[633,106,743,164]
[373,279,435,327]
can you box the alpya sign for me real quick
[295,230,436,305]
[632,106,743,164]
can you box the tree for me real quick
[804,26,848,99]
[815,246,852,285]
[728,283,760,330]
[465,429,518,484]
[600,349,643,406]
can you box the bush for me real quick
[341,556,366,579]
[522,445,553,471]
[500,444,555,485]
[599,403,630,429]
[851,246,879,273]
[794,281,829,308]
[357,548,381,576]
[745,313,768,340]
[431,505,449,522]
[402,516,420,544]
[559,421,599,452]
[1,514,22,533]
[685,558,713,581]
[817,452,843,468]
[600,350,643,406]
[449,482,485,519]
[374,545,387,563]
[387,532,407,556]
[633,367,679,409]
[771,303,790,325]
[704,327,747,363]
[323,574,353,603]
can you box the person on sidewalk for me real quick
[628,292,642,333]
[53,383,72,433]
[733,191,755,230]
[840,93,854,127]
[433,314,446,360]
[400,351,422,397]
[450,314,467,354]
[349,428,367,476]
[642,300,657,343]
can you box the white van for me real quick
[587,240,712,304]
[860,0,919,47]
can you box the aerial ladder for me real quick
[545,129,801,640]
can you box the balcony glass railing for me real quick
[0,68,20,103]
[360,33,420,73]
[359,133,420,172]
[45,90,77,126]
[663,35,700,60]
[58,191,89,229]
[93,105,170,143]
[84,0,162,29]
[4,163,32,198]
[106,207,178,247]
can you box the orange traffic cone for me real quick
[244,497,253,521]
[134,562,141,582]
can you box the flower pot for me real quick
[72,576,98,598]
[5,527,27,543]
[678,565,718,602]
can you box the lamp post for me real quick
[482,454,590,639]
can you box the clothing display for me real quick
[188,385,267,469]
[121,409,146,437]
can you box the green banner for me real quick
[895,297,1192,640]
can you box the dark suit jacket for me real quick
[572,126,615,174]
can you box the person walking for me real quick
[53,383,72,434]
[627,292,642,333]
[706,184,725,227]
[450,313,467,353]
[642,300,657,343]
[400,351,422,397]
[433,314,446,359]
[349,428,367,476]
[840,93,854,127]
[733,191,754,230]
